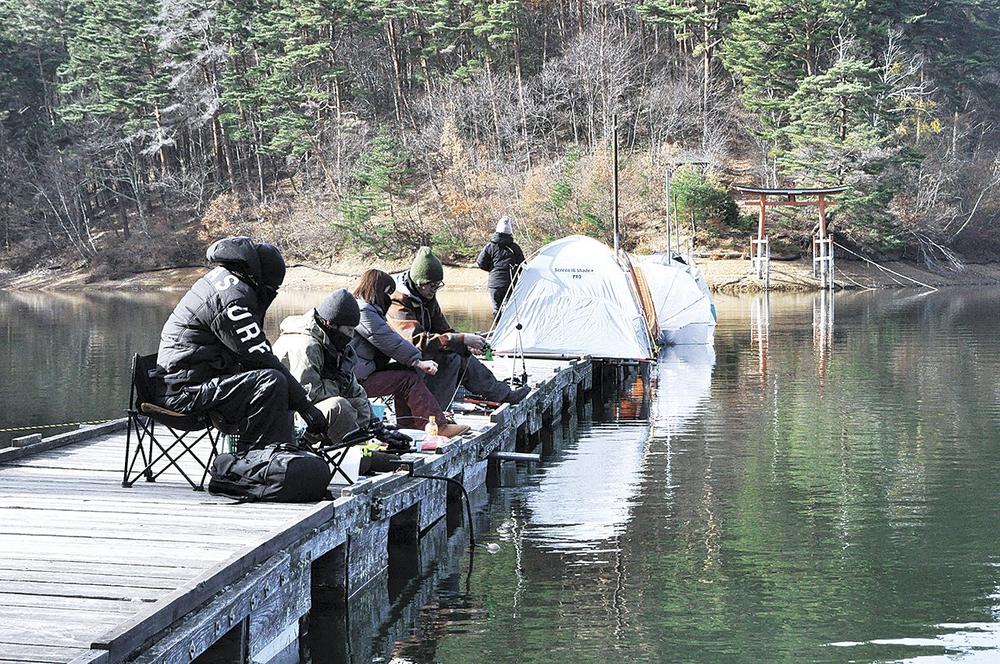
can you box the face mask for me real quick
[260,285,279,308]
[328,325,355,350]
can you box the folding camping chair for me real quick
[122,353,231,491]
[308,425,413,485]
[310,429,368,485]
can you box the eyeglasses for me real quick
[421,281,445,291]
[384,284,395,296]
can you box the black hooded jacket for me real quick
[476,232,525,289]
[156,237,309,410]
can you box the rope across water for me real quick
[0,418,117,434]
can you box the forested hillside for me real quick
[2,0,999,276]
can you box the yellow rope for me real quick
[0,418,117,434]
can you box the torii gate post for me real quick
[735,186,847,290]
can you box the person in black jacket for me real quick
[476,215,525,315]
[156,237,327,453]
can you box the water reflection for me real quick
[0,288,494,447]
[7,287,1000,663]
[304,288,1000,664]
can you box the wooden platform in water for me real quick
[0,357,591,664]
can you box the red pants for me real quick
[361,369,446,429]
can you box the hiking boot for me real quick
[439,423,471,439]
[505,385,531,404]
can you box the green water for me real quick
[307,288,1000,664]
[0,288,491,447]
[2,286,999,662]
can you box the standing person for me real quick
[273,290,372,446]
[476,215,525,315]
[389,246,531,410]
[351,269,470,438]
[156,236,327,454]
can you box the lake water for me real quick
[3,286,1000,662]
[0,288,493,447]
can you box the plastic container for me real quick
[420,435,449,452]
[328,447,364,485]
[424,416,438,437]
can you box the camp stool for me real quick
[122,353,231,491]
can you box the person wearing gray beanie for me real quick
[273,289,372,445]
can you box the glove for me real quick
[300,405,327,436]
[370,421,413,452]
[415,359,438,376]
[464,333,487,352]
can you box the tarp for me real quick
[637,255,716,346]
[491,235,655,360]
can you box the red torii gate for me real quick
[734,185,847,289]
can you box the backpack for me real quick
[208,443,332,502]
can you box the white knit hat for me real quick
[496,215,513,234]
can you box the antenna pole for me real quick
[664,168,672,258]
[612,114,620,254]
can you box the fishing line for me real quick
[0,418,117,434]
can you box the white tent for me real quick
[637,255,716,346]
[490,235,655,360]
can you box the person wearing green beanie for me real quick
[409,246,444,285]
[387,246,531,410]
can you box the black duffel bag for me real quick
[208,443,331,502]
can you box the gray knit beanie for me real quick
[409,246,444,284]
[315,289,360,326]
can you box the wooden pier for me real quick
[0,357,592,664]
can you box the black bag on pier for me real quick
[208,443,331,502]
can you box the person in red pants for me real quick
[351,269,470,438]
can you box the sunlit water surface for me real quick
[3,287,1000,663]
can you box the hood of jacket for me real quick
[395,272,427,304]
[278,309,329,344]
[206,237,263,287]
[491,232,514,245]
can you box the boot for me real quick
[439,423,471,439]
[505,385,531,404]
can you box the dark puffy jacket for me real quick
[351,299,423,382]
[156,237,309,410]
[476,233,525,289]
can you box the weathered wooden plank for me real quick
[0,608,124,647]
[0,592,154,613]
[0,537,233,566]
[0,557,205,575]
[0,569,181,589]
[0,499,306,518]
[0,510,291,531]
[0,420,127,464]
[91,501,337,662]
[247,564,310,661]
[131,554,291,664]
[67,650,110,664]
[0,526,264,546]
[2,580,168,602]
[0,642,89,664]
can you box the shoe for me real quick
[439,423,471,439]
[505,385,531,404]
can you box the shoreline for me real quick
[2,255,1000,294]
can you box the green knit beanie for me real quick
[410,246,444,284]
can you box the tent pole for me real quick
[613,114,620,254]
[664,169,671,258]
